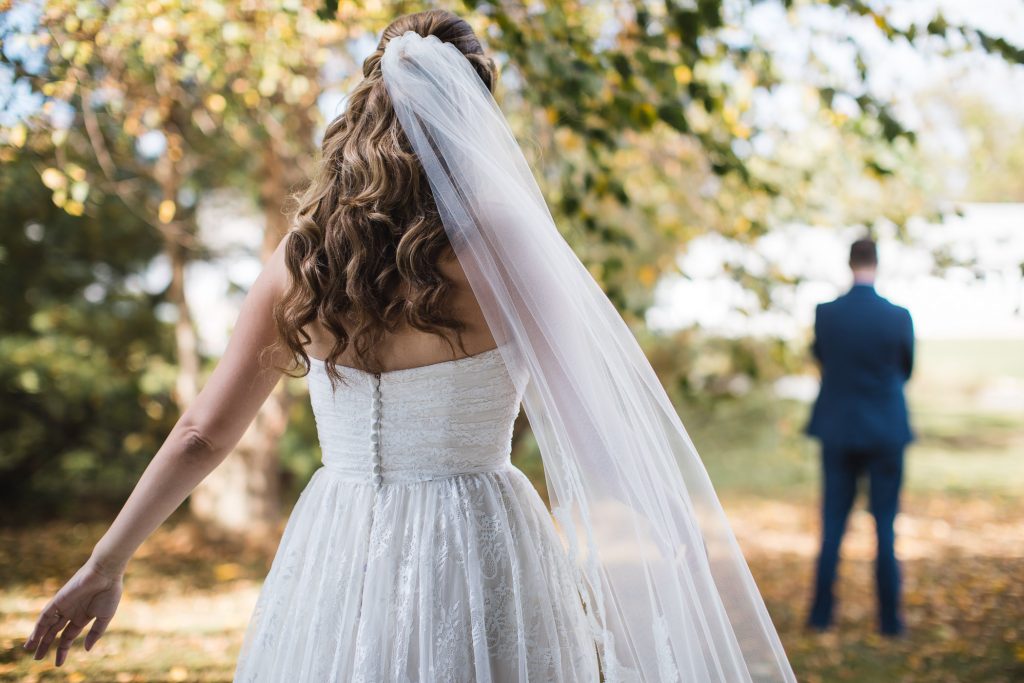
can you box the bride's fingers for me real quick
[24,606,52,648]
[83,615,112,652]
[54,618,88,667]
[24,604,64,653]
[31,613,69,660]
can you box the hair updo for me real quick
[270,9,498,386]
[362,11,496,88]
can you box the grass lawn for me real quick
[1,338,1021,682]
[702,337,1024,683]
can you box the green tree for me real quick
[0,140,178,519]
[3,0,1021,529]
[2,0,332,538]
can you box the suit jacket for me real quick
[806,283,915,451]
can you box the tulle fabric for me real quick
[233,349,599,682]
[233,466,598,682]
[381,30,796,682]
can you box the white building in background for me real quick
[646,203,1024,342]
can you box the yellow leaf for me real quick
[153,16,174,37]
[41,167,66,190]
[70,180,89,202]
[214,562,242,581]
[638,265,658,288]
[673,65,692,85]
[66,163,87,181]
[60,40,78,60]
[145,400,164,419]
[158,199,176,224]
[9,123,27,148]
[555,128,581,152]
[18,369,39,393]
[123,433,144,453]
[206,93,226,113]
[74,41,94,66]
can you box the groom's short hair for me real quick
[849,238,878,268]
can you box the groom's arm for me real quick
[811,304,823,365]
[88,236,294,576]
[899,307,914,381]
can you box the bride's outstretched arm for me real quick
[88,236,293,573]
[24,235,294,666]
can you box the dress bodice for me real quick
[238,344,598,683]
[306,346,525,487]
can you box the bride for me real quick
[24,9,796,682]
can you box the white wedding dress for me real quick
[233,345,600,682]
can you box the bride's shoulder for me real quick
[261,232,295,301]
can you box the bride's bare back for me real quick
[300,249,498,372]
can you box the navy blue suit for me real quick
[805,283,914,634]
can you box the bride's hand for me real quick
[23,558,123,667]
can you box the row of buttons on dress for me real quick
[370,373,383,489]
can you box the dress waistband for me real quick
[319,457,513,485]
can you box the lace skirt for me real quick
[232,462,599,682]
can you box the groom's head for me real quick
[849,238,878,284]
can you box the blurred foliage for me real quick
[0,148,178,519]
[938,94,1024,203]
[0,0,333,516]
[0,0,329,229]
[446,0,1021,314]
[8,0,1021,319]
[1,0,1021,516]
[515,328,811,506]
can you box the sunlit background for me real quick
[1,1,1022,681]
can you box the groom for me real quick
[805,237,914,636]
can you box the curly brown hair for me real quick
[270,9,498,388]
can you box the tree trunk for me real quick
[167,236,200,407]
[165,215,283,543]
[189,147,294,547]
[188,387,286,547]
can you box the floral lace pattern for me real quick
[233,348,599,682]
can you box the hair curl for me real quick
[270,9,498,388]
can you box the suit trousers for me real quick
[808,443,905,634]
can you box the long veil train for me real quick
[381,30,796,683]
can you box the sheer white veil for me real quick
[381,30,796,683]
